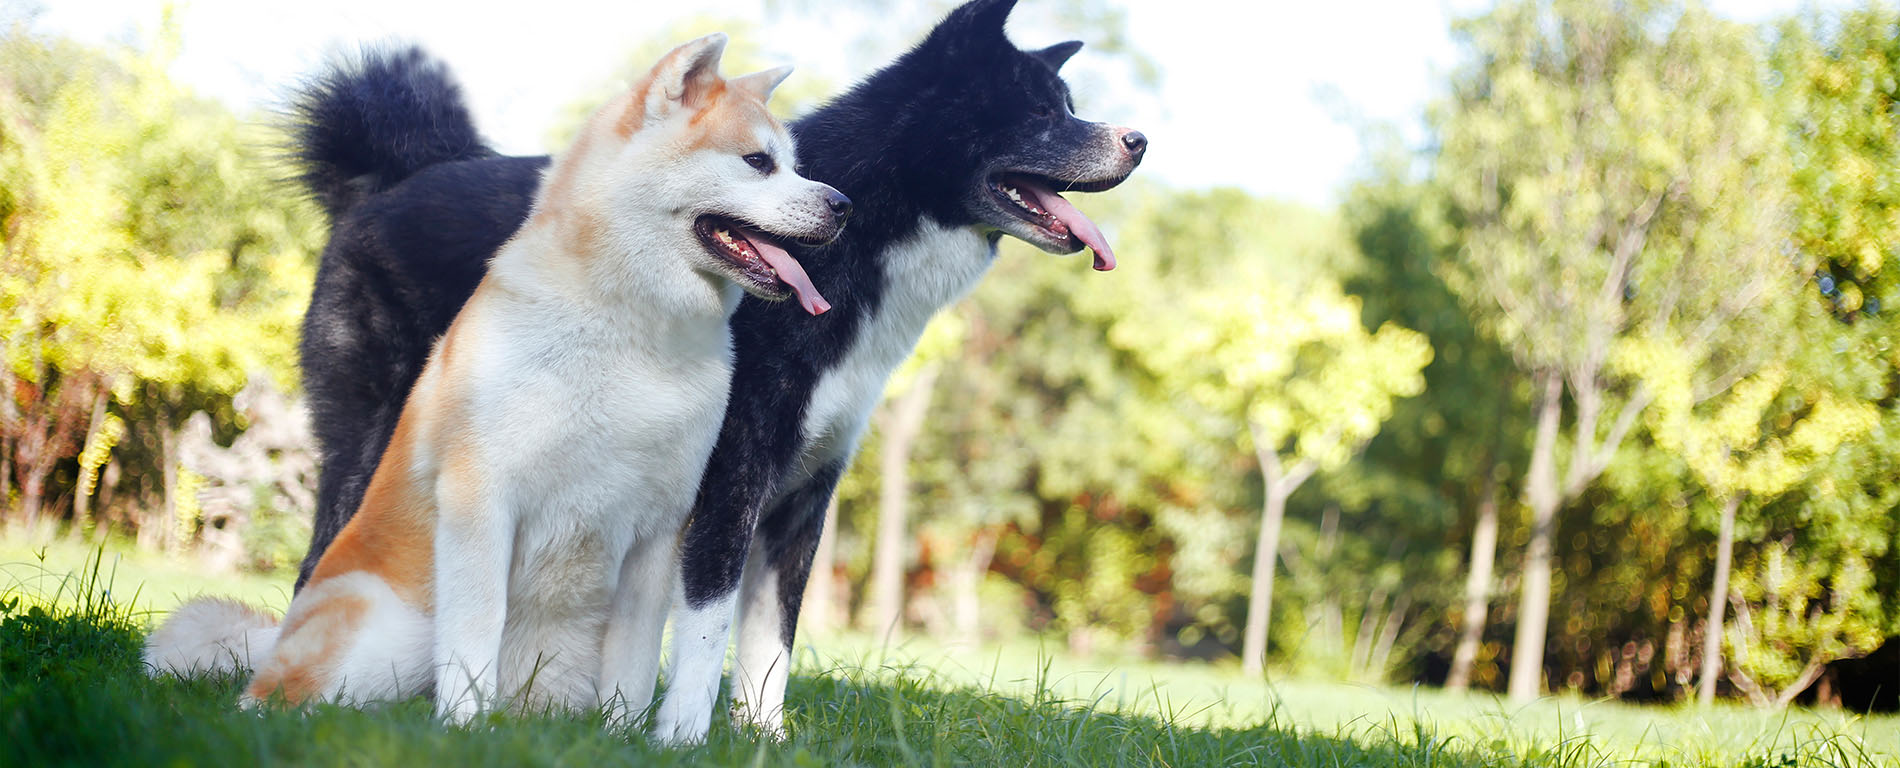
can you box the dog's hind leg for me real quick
[595,532,678,725]
[729,461,844,738]
[243,573,429,707]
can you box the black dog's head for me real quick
[856,0,1147,270]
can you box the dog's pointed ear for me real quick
[1035,41,1084,71]
[937,0,1018,42]
[730,65,793,102]
[641,33,728,125]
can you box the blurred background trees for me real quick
[1,15,319,552]
[5,0,1900,711]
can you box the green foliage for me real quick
[1437,0,1791,379]
[1726,541,1884,702]
[0,20,319,531]
[1431,0,1815,701]
[12,0,1900,715]
[0,550,146,687]
[1771,5,1900,320]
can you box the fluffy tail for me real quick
[287,46,494,220]
[143,597,282,678]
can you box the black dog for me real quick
[288,0,1143,742]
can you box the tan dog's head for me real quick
[540,34,846,314]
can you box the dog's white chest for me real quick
[797,221,992,468]
[471,302,734,543]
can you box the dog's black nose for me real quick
[827,189,853,219]
[1121,130,1148,157]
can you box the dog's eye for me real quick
[742,152,776,174]
[1031,105,1055,120]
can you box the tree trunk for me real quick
[865,362,940,639]
[801,495,840,635]
[71,391,110,535]
[18,464,45,529]
[1509,370,1565,702]
[951,527,998,639]
[1448,471,1502,691]
[144,424,180,551]
[1369,593,1411,680]
[1241,422,1316,676]
[1697,492,1740,705]
[1240,482,1287,675]
[0,364,14,517]
[1351,588,1388,680]
[1318,505,1343,649]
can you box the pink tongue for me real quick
[1014,179,1116,271]
[740,231,831,315]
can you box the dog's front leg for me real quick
[729,461,845,739]
[433,479,514,724]
[653,455,782,744]
[596,532,677,725]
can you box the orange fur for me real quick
[245,592,369,705]
[529,117,599,231]
[235,34,821,720]
[307,412,434,607]
[685,84,779,153]
[616,81,652,139]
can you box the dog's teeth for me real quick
[1003,184,1047,215]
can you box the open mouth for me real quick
[988,173,1127,270]
[694,216,831,315]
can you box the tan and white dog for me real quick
[143,34,849,724]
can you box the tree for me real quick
[1111,270,1430,674]
[1339,148,1529,691]
[860,320,960,638]
[1771,4,1900,324]
[1638,346,1878,703]
[0,19,318,535]
[1434,0,1794,701]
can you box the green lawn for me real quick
[3,539,1892,767]
[1,535,295,616]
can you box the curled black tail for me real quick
[287,46,494,220]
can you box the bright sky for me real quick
[32,0,1841,206]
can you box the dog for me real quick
[286,0,1144,742]
[145,35,848,725]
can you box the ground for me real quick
[2,537,1892,767]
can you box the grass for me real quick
[0,534,293,615]
[3,541,1895,767]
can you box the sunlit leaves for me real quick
[0,22,318,523]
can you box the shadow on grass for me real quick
[0,587,1482,768]
[1,560,1883,768]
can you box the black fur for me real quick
[752,461,847,643]
[288,48,495,220]
[287,47,544,588]
[289,0,1142,686]
[670,0,1147,633]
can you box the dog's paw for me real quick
[731,701,786,741]
[436,695,484,726]
[652,697,713,746]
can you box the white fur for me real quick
[656,591,739,743]
[730,541,791,735]
[144,35,845,730]
[143,597,280,677]
[241,572,434,708]
[428,35,840,723]
[653,220,996,743]
[799,221,993,459]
